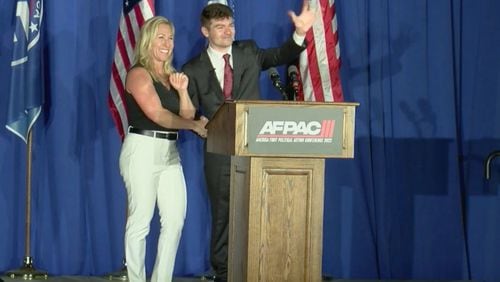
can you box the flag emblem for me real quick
[6,0,44,142]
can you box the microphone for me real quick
[287,65,300,100]
[267,67,288,100]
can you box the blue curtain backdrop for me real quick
[1,0,500,281]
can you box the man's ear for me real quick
[201,26,209,38]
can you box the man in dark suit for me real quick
[182,2,317,281]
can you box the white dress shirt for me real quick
[206,46,233,90]
[205,32,305,90]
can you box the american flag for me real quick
[6,0,44,143]
[298,0,343,102]
[108,0,154,140]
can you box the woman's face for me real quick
[150,23,174,63]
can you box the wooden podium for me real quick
[206,100,358,282]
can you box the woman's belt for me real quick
[128,127,178,140]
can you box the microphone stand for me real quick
[270,82,289,101]
[268,68,290,101]
[280,88,290,101]
[288,85,298,101]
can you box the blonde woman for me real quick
[119,16,207,282]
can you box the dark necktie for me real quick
[222,53,233,100]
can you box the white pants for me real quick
[119,132,187,282]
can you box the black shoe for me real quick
[214,276,227,282]
[199,274,215,280]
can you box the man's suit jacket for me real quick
[182,37,305,120]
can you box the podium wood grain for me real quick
[229,156,324,282]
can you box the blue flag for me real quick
[6,0,44,143]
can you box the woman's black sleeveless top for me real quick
[125,70,180,132]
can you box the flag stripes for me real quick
[299,0,343,102]
[109,0,154,140]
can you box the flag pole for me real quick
[6,129,48,280]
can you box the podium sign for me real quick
[207,100,357,159]
[248,106,345,156]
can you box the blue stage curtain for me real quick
[1,1,500,281]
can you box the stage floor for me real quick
[1,277,204,282]
[0,276,480,282]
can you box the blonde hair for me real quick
[133,16,175,81]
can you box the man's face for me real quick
[202,17,235,52]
